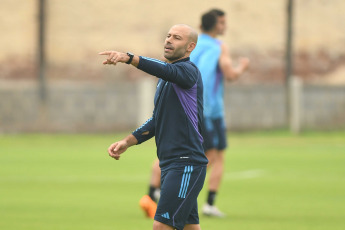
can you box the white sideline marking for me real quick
[224,169,266,180]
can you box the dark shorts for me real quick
[154,165,206,230]
[203,117,227,151]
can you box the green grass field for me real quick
[1,131,345,230]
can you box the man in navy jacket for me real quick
[100,24,208,230]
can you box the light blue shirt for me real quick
[190,34,224,119]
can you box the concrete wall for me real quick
[225,84,345,131]
[1,0,344,133]
[0,81,139,132]
[1,0,345,83]
[2,0,344,62]
[302,85,345,129]
[225,85,287,130]
[1,81,344,133]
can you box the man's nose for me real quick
[166,37,172,43]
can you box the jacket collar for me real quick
[172,57,190,64]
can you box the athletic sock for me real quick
[148,185,158,203]
[207,190,217,206]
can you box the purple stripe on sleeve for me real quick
[172,83,203,143]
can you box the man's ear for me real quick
[187,42,196,52]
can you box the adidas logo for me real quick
[161,212,170,219]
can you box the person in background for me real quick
[190,9,250,217]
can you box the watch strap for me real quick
[126,52,134,64]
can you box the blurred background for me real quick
[1,1,345,230]
[0,0,344,132]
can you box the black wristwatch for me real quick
[126,52,134,64]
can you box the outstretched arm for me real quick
[219,43,250,81]
[137,56,198,89]
[99,50,197,89]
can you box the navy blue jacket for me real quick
[132,56,208,170]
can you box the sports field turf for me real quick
[1,131,344,230]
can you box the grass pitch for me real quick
[0,131,344,230]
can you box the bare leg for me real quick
[150,159,161,188]
[202,149,226,217]
[208,150,224,191]
[205,148,217,168]
[140,160,160,219]
[153,220,174,230]
[153,221,202,230]
[205,148,225,191]
[183,224,201,230]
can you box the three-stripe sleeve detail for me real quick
[133,117,153,132]
[142,56,167,65]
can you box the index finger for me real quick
[99,51,112,55]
